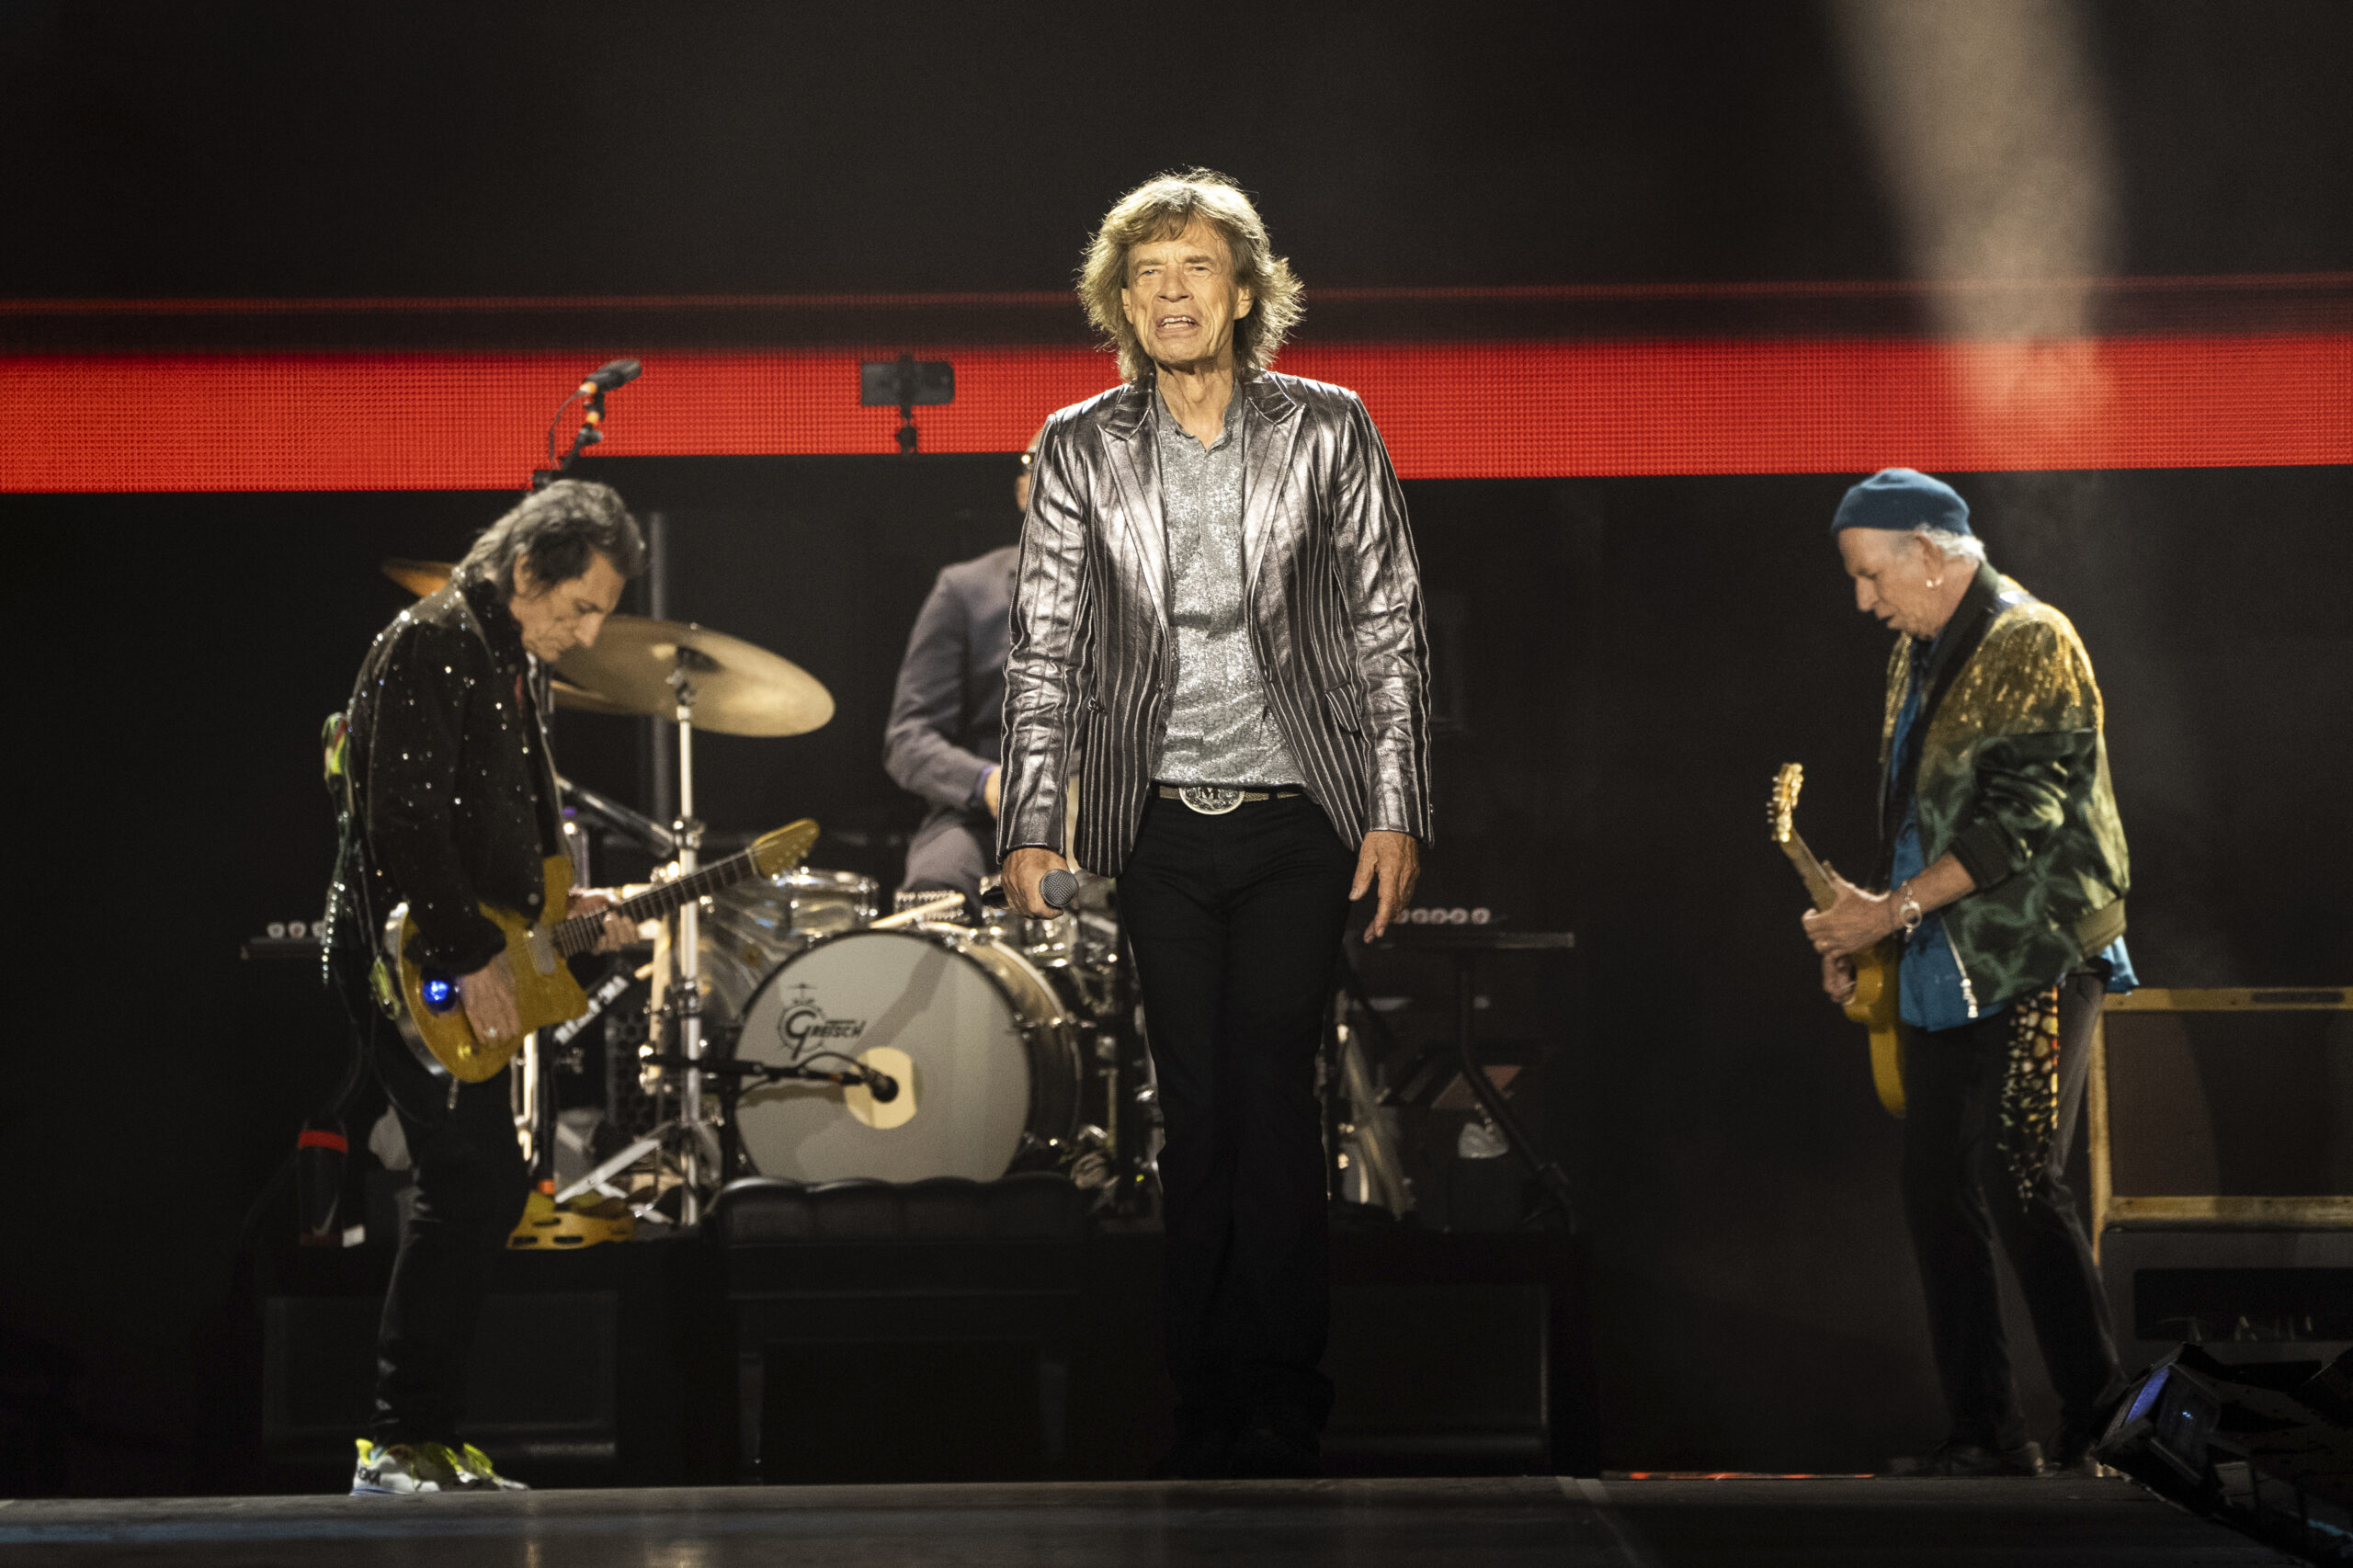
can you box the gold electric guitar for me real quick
[1769,765,1905,1118]
[385,819,820,1082]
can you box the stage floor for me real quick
[0,1476,2286,1566]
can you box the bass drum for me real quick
[728,926,1081,1183]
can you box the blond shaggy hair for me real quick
[1078,169,1303,383]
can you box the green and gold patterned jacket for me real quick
[1878,561,2131,1009]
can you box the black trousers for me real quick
[367,1018,530,1444]
[1119,792,1358,1436]
[1900,970,2120,1449]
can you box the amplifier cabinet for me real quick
[2098,1226,2352,1370]
[2089,987,2351,1235]
[2089,986,2350,1369]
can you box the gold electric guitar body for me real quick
[1769,765,1905,1119]
[386,819,820,1083]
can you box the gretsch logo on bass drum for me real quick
[776,983,867,1060]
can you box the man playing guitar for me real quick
[1803,469,2132,1478]
[337,480,640,1494]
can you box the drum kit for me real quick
[385,561,1154,1231]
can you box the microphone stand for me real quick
[530,387,605,492]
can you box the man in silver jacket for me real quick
[1000,169,1432,1478]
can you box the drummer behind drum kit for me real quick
[386,562,1153,1231]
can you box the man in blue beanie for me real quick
[1802,469,2134,1477]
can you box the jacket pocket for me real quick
[1324,686,1364,733]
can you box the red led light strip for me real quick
[6,335,2345,492]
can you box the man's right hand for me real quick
[1821,950,1857,1006]
[1003,846,1071,918]
[459,953,521,1045]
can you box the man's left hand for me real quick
[1802,867,1895,959]
[1351,831,1421,941]
[567,889,636,954]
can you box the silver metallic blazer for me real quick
[998,370,1432,877]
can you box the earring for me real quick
[1926,574,1942,589]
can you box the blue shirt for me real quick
[1886,634,2134,1031]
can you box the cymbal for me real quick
[554,615,834,737]
[550,678,638,716]
[382,558,454,597]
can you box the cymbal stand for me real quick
[553,654,720,1221]
[667,657,710,1224]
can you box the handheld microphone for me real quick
[978,869,1078,913]
[581,358,642,392]
[863,1070,901,1104]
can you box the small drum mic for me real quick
[863,1069,901,1104]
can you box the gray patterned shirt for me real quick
[1151,386,1304,786]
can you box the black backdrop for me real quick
[5,459,2346,1483]
[3,0,2347,298]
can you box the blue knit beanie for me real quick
[1831,468,1972,536]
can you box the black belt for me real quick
[1155,783,1307,816]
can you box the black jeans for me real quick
[367,1018,529,1444]
[1900,970,2120,1449]
[1120,792,1358,1437]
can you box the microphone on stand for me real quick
[581,358,642,393]
[534,359,642,490]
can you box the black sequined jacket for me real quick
[346,576,563,974]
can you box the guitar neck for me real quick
[553,847,759,957]
[1778,830,1840,914]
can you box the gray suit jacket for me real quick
[883,544,1018,816]
[999,371,1432,877]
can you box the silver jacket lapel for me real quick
[1238,376,1303,604]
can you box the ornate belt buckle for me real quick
[1177,785,1245,816]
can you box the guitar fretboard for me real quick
[1777,831,1840,914]
[552,849,759,957]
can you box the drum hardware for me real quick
[560,773,676,856]
[646,1051,901,1099]
[870,892,964,929]
[1332,1016,1411,1214]
[535,609,835,1222]
[1355,926,1581,1230]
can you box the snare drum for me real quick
[726,926,1083,1183]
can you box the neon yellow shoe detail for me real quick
[450,1443,529,1492]
[351,1438,461,1495]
